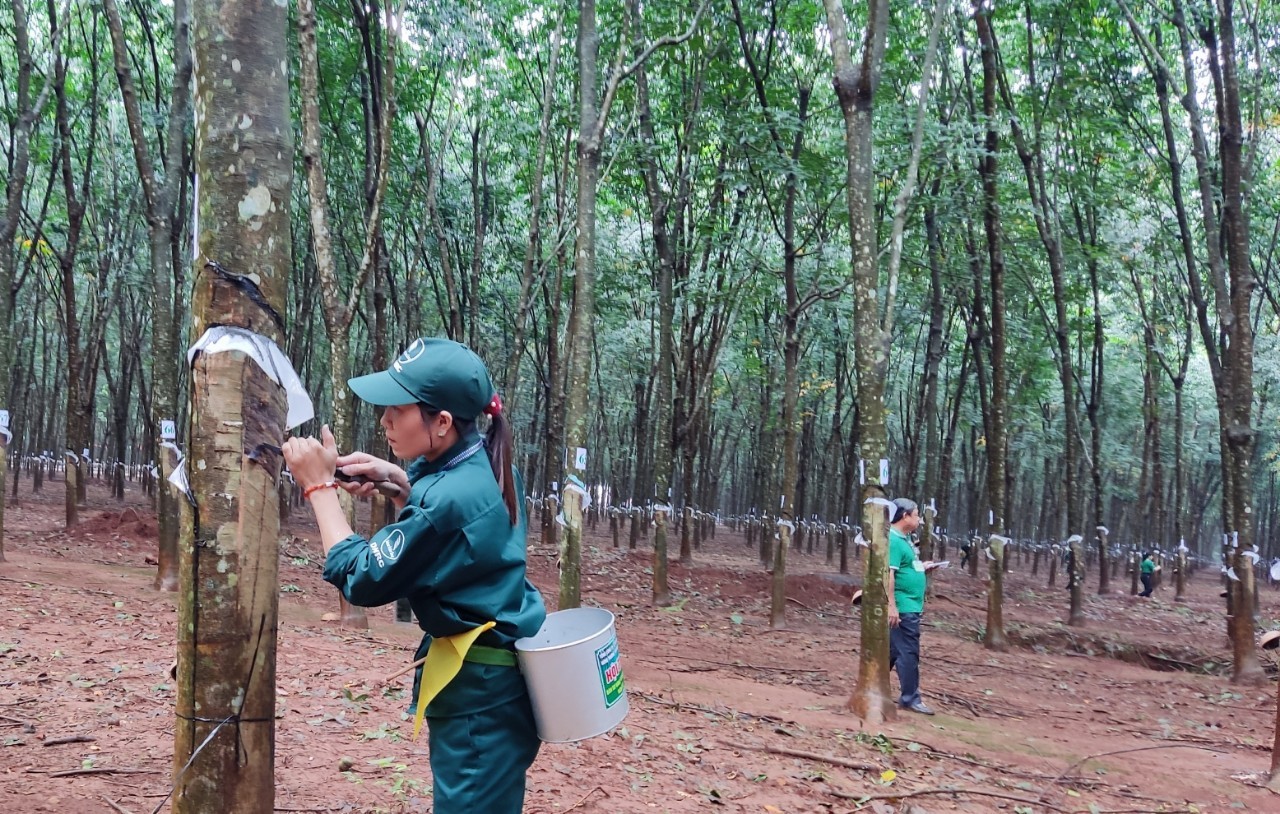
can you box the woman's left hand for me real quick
[283,424,340,489]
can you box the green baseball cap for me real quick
[348,337,497,421]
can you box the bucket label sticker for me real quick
[595,637,624,708]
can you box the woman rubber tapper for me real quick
[282,337,545,813]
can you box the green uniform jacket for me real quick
[323,430,546,717]
[889,527,927,614]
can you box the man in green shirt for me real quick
[888,498,943,715]
[1139,551,1157,596]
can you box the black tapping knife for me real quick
[333,467,405,499]
[247,443,404,500]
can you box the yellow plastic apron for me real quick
[411,621,497,740]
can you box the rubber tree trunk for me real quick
[680,442,698,561]
[824,0,893,725]
[102,0,190,593]
[173,0,293,806]
[1210,0,1263,687]
[1095,525,1109,596]
[64,454,79,527]
[836,527,853,577]
[851,492,892,717]
[503,13,565,416]
[919,504,936,561]
[652,507,671,606]
[151,294,182,592]
[0,0,52,557]
[770,318,801,630]
[542,495,559,548]
[1269,668,1280,790]
[558,0,606,611]
[323,338,366,630]
[975,1,1010,555]
[1000,7,1085,598]
[160,446,181,584]
[921,506,936,599]
[630,3,676,604]
[771,518,792,628]
[1175,545,1188,602]
[757,515,770,567]
[983,535,1008,650]
[299,0,392,631]
[1067,533,1086,625]
[0,443,6,561]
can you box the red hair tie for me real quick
[484,393,503,417]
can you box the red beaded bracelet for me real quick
[303,480,338,500]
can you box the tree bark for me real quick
[299,0,397,628]
[631,0,677,604]
[538,149,569,553]
[0,0,35,550]
[1209,0,1263,687]
[824,0,891,723]
[503,12,566,414]
[919,183,946,510]
[560,0,703,609]
[973,1,1011,553]
[726,0,812,629]
[997,4,1083,557]
[102,0,192,591]
[51,4,102,528]
[423,113,463,340]
[1122,0,1263,681]
[984,535,1007,650]
[1081,211,1107,594]
[560,0,604,610]
[173,0,294,804]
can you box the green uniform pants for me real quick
[418,654,541,814]
[427,686,540,813]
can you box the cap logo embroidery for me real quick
[393,338,427,373]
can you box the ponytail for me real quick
[420,392,518,526]
[485,411,518,525]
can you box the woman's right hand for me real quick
[335,451,410,506]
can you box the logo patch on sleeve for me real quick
[379,529,406,564]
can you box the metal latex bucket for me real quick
[515,607,629,743]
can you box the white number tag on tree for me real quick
[161,420,176,440]
[574,447,587,471]
[879,459,889,484]
[0,409,9,445]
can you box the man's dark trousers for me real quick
[889,612,923,707]
[1140,574,1153,597]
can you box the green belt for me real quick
[463,644,519,668]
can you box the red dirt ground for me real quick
[1,478,1277,813]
